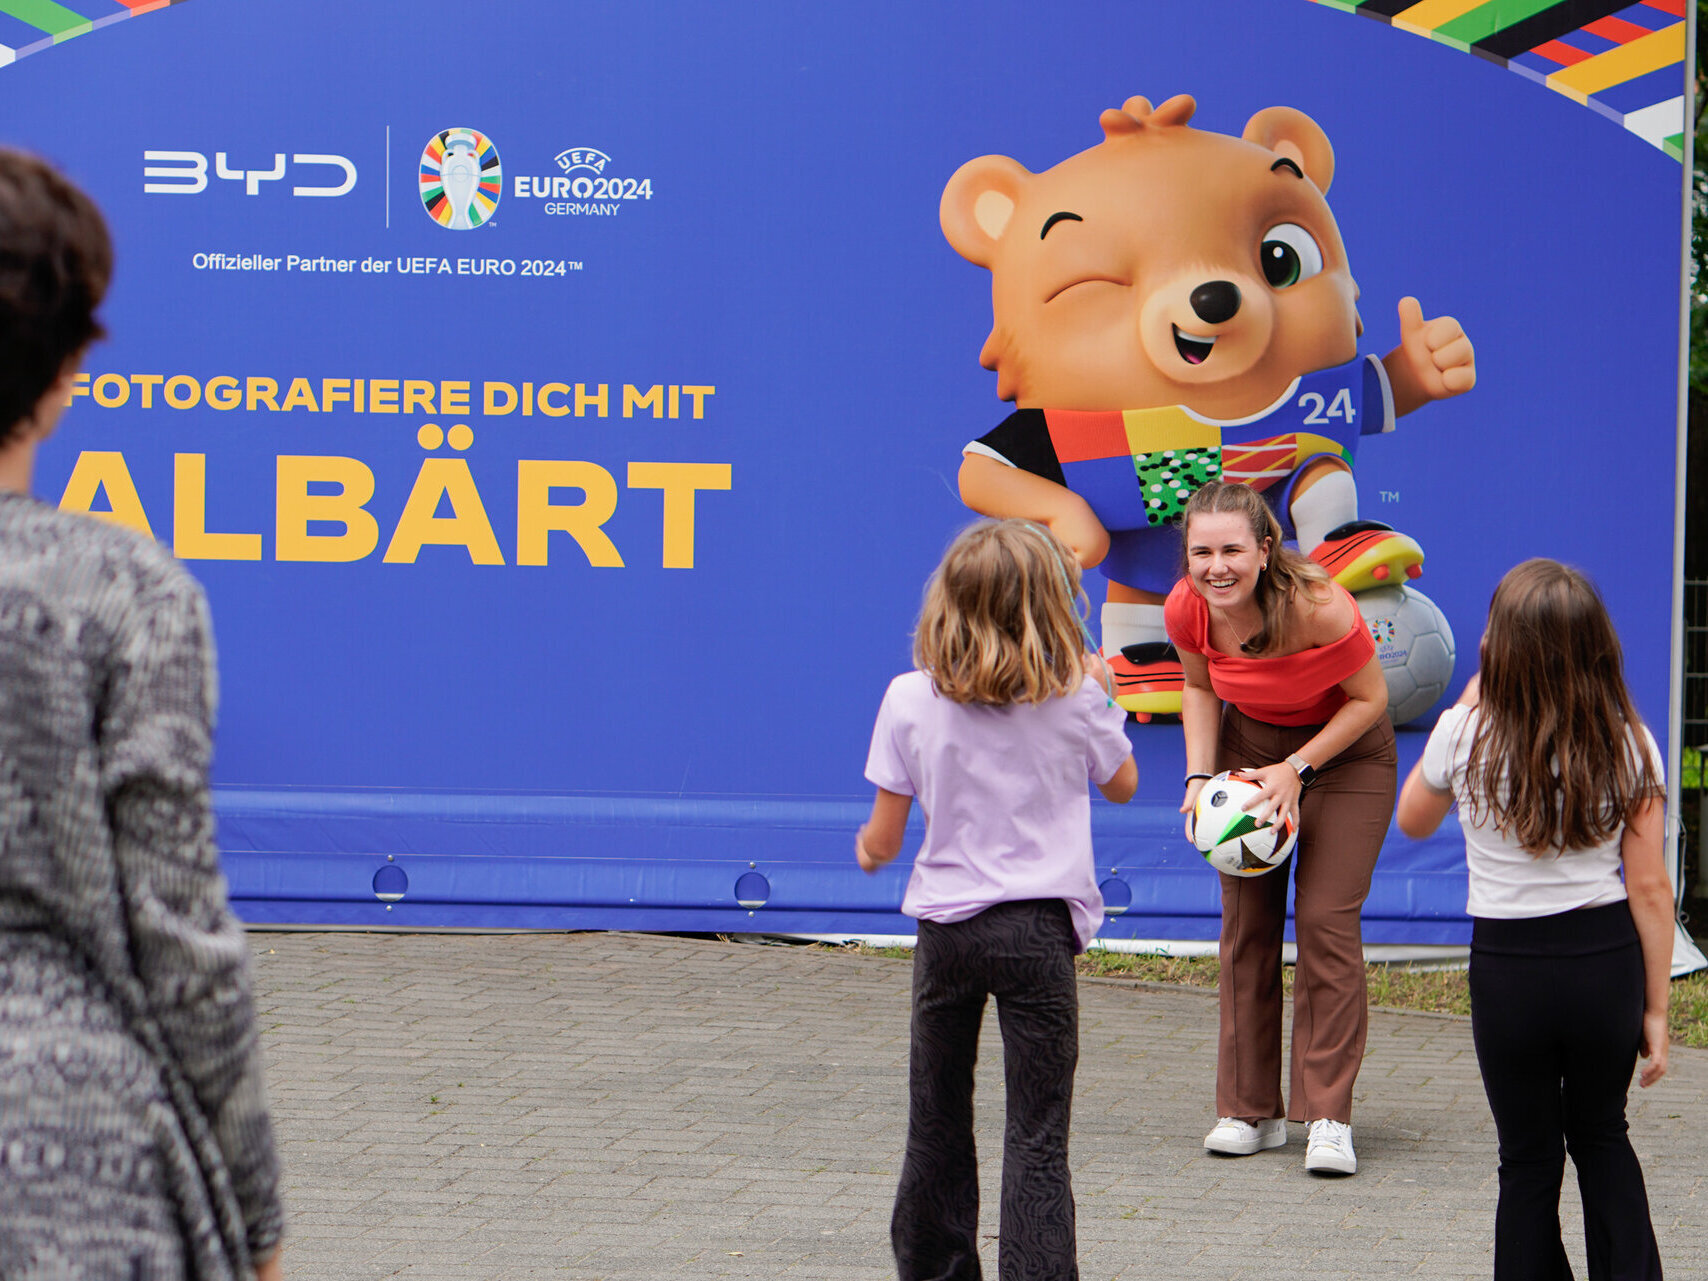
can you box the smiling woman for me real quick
[1169,480,1394,1177]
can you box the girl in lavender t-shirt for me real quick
[857,519,1136,1281]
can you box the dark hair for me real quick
[1180,481,1329,654]
[0,149,112,444]
[914,519,1089,705]
[1463,559,1661,853]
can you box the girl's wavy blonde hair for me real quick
[914,519,1089,705]
[1464,559,1661,854]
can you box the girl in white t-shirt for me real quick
[857,518,1136,1281]
[1396,559,1672,1281]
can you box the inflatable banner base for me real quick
[218,787,1477,944]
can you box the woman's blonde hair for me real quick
[1463,559,1660,854]
[914,519,1089,705]
[1180,481,1331,654]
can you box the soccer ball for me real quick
[1192,771,1298,878]
[1355,584,1456,726]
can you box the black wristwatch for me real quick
[1286,753,1317,787]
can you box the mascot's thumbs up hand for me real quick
[1388,295,1476,416]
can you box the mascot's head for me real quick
[941,95,1362,419]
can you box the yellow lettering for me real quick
[57,451,153,537]
[484,381,518,416]
[163,375,201,410]
[575,383,608,417]
[403,380,435,415]
[369,379,399,413]
[66,372,90,404]
[279,378,320,413]
[173,454,262,560]
[129,373,163,408]
[205,376,242,410]
[627,462,731,569]
[623,384,663,418]
[681,385,715,418]
[538,382,570,417]
[440,381,470,416]
[276,455,380,562]
[92,373,129,408]
[246,377,280,411]
[321,378,352,412]
[382,459,504,565]
[516,460,624,567]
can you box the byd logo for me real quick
[143,151,357,197]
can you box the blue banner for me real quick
[0,0,1686,939]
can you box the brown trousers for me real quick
[1215,705,1396,1125]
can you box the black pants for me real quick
[1469,902,1663,1281]
[892,899,1080,1281]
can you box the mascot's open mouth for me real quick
[1173,326,1217,365]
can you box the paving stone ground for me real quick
[251,931,1708,1280]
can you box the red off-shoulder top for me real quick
[1164,578,1375,727]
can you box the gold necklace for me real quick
[1220,607,1261,653]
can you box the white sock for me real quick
[1289,467,1358,551]
[1101,602,1167,656]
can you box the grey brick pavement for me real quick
[251,932,1707,1280]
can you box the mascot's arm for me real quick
[1383,295,1476,417]
[958,452,1110,568]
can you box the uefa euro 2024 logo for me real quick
[420,128,501,229]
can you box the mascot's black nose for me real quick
[1190,280,1241,325]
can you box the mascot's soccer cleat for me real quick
[1308,521,1423,593]
[1108,641,1183,719]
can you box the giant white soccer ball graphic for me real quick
[1355,584,1456,726]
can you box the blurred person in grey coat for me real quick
[0,149,284,1281]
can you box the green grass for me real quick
[822,942,1708,1047]
[823,942,916,961]
[1670,968,1708,1049]
[1076,951,1472,1015]
[1077,950,1222,990]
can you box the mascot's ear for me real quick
[1242,107,1334,195]
[941,155,1033,268]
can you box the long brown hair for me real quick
[1180,481,1331,654]
[1463,559,1660,853]
[914,519,1089,705]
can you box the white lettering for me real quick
[143,150,208,194]
[216,152,287,196]
[291,154,357,197]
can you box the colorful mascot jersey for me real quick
[964,355,1394,591]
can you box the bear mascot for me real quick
[942,94,1475,717]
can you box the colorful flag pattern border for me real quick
[0,0,187,71]
[0,0,1688,163]
[1308,0,1689,159]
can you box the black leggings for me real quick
[892,899,1080,1281]
[1469,901,1662,1281]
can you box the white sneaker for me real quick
[1203,1117,1287,1156]
[1305,1118,1357,1175]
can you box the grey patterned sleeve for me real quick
[99,567,285,1260]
